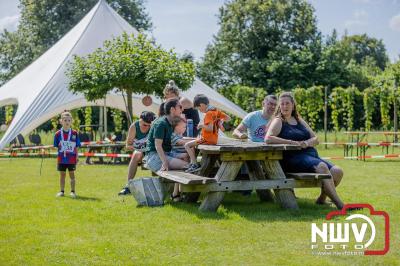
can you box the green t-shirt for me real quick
[146,116,173,153]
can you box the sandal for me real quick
[170,193,181,202]
[346,207,363,211]
[315,199,332,205]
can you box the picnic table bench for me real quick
[147,142,331,212]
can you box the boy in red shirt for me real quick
[184,94,230,173]
[53,111,81,198]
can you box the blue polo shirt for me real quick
[242,110,269,142]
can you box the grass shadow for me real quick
[75,195,101,202]
[223,195,335,222]
[168,192,335,222]
[169,201,229,220]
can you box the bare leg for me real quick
[59,171,66,192]
[172,183,180,196]
[330,166,343,187]
[127,151,144,181]
[175,152,190,162]
[184,141,198,164]
[69,171,76,192]
[316,165,344,204]
[315,163,344,209]
[168,157,189,170]
[171,183,180,199]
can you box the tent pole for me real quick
[99,105,103,141]
[104,98,108,139]
[394,80,398,143]
[324,86,328,149]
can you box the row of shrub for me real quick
[219,85,400,131]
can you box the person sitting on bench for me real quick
[118,111,156,195]
[144,98,189,173]
[265,92,345,209]
[233,95,277,142]
[184,94,231,173]
[171,116,192,160]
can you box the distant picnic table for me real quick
[155,141,331,212]
[342,131,400,159]
[82,141,126,164]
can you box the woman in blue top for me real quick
[265,92,344,209]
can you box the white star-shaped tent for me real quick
[0,0,246,149]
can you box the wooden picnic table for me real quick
[193,142,301,212]
[150,140,331,212]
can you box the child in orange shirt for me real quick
[184,94,230,173]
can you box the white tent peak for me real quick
[0,0,246,149]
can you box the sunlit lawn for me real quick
[0,144,399,265]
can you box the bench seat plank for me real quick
[156,170,216,185]
[286,173,331,180]
[181,179,296,193]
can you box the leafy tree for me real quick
[315,31,386,90]
[0,0,151,84]
[112,109,123,132]
[197,0,322,92]
[341,34,389,70]
[373,61,400,130]
[71,109,81,130]
[293,86,324,129]
[218,85,268,113]
[67,33,195,121]
[84,107,93,132]
[5,106,14,125]
[0,29,38,83]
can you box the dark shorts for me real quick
[57,164,76,172]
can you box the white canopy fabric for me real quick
[0,0,246,150]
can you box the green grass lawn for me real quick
[0,147,399,265]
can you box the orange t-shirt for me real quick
[200,109,228,145]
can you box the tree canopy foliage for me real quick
[67,33,195,120]
[197,0,391,92]
[0,0,151,84]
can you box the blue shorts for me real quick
[143,151,181,172]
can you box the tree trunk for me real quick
[126,90,133,126]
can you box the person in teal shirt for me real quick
[118,111,156,195]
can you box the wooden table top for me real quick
[198,142,301,153]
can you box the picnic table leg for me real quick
[183,153,218,203]
[199,161,243,212]
[261,160,298,209]
[246,160,275,202]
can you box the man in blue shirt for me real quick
[233,95,277,142]
[233,95,277,198]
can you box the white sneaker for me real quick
[56,191,64,197]
[70,192,77,199]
